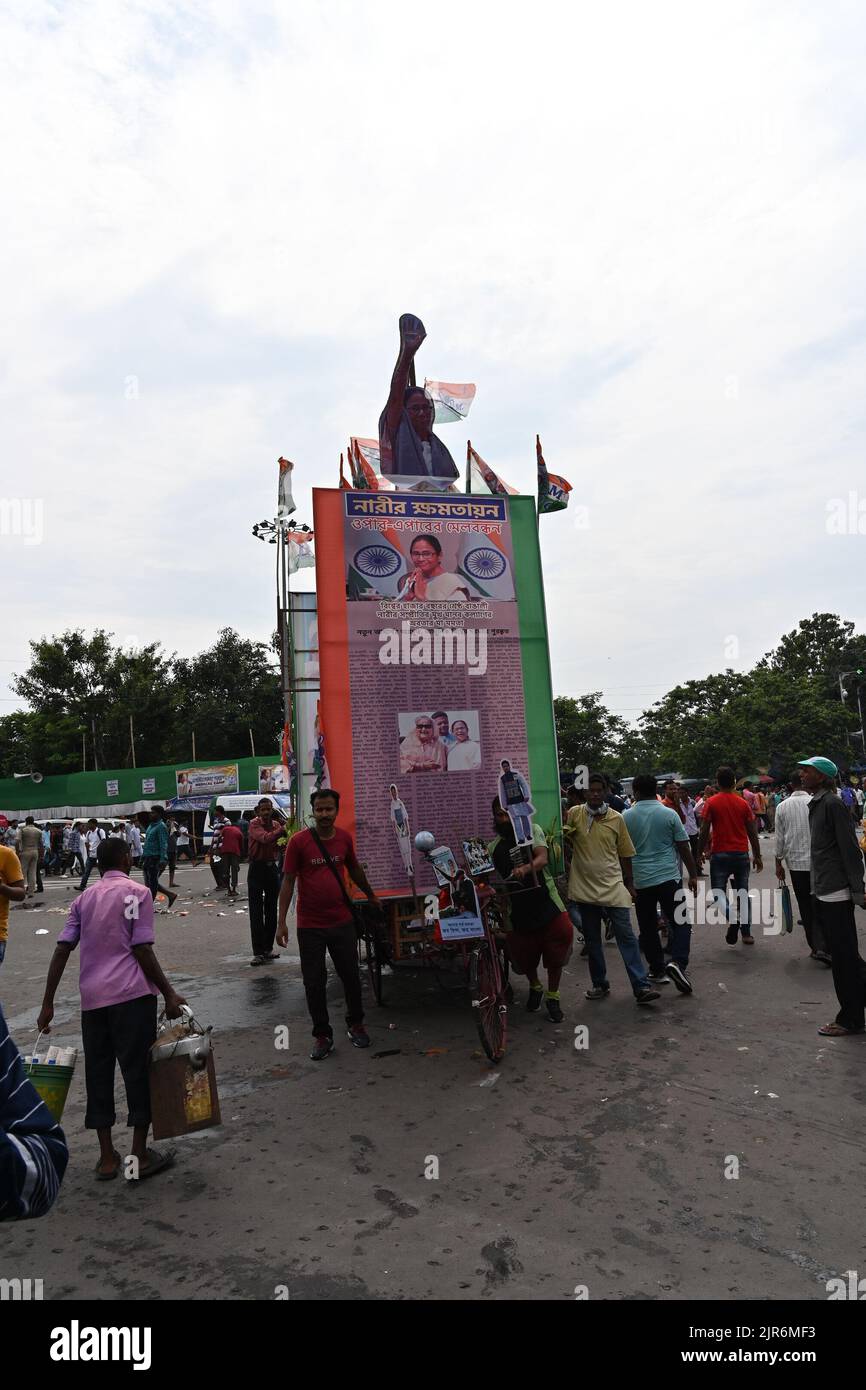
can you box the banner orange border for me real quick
[312,488,356,843]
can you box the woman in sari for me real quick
[399,716,447,774]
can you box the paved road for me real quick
[1,848,862,1301]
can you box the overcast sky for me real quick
[3,0,865,732]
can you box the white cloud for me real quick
[1,0,865,730]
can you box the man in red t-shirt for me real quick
[697,765,763,946]
[246,798,285,965]
[216,818,243,898]
[277,788,381,1060]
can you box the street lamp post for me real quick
[838,669,866,756]
[252,515,313,822]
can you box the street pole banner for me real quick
[175,765,239,799]
[313,488,559,894]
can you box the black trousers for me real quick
[298,922,364,1038]
[247,861,280,955]
[635,879,690,971]
[813,898,866,1031]
[81,993,158,1129]
[788,869,827,953]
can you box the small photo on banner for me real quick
[398,710,481,774]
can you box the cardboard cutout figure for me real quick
[498,759,535,845]
[389,784,415,879]
[379,314,459,487]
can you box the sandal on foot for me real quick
[95,1150,122,1181]
[817,1022,864,1037]
[134,1147,176,1180]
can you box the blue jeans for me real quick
[78,856,100,891]
[709,852,751,934]
[575,902,649,994]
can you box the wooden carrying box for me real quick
[149,1014,221,1141]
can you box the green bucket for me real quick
[25,1062,75,1123]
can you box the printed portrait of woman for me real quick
[397,534,470,602]
[398,715,448,774]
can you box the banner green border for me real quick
[509,497,561,832]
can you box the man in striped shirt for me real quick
[774,772,829,964]
[0,1002,69,1220]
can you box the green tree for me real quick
[760,613,866,702]
[171,628,281,762]
[554,693,628,772]
[11,630,175,770]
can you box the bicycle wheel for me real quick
[357,915,384,1006]
[470,942,507,1062]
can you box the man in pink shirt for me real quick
[37,836,186,1181]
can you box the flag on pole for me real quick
[277,457,296,516]
[465,442,518,496]
[281,719,298,792]
[313,700,331,790]
[349,438,395,491]
[286,529,315,574]
[537,435,572,514]
[424,379,477,424]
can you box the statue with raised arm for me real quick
[379,314,459,484]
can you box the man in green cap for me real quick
[797,756,866,1036]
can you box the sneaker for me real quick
[725,924,738,945]
[585,985,610,1000]
[636,988,661,1004]
[545,997,564,1023]
[310,1036,334,1061]
[347,1026,371,1049]
[250,954,266,966]
[666,961,693,995]
[647,969,671,984]
[526,986,544,1012]
[741,934,755,945]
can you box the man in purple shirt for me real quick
[37,836,186,1180]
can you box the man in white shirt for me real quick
[125,820,142,867]
[774,772,829,963]
[76,819,106,892]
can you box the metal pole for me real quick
[192,730,197,762]
[129,713,136,768]
[249,727,256,758]
[92,717,99,772]
[82,731,86,773]
[279,522,297,821]
[858,683,866,755]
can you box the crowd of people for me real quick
[0,812,201,901]
[2,757,865,1218]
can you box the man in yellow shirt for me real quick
[0,844,26,966]
[565,773,660,1004]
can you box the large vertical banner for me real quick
[313,489,559,894]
